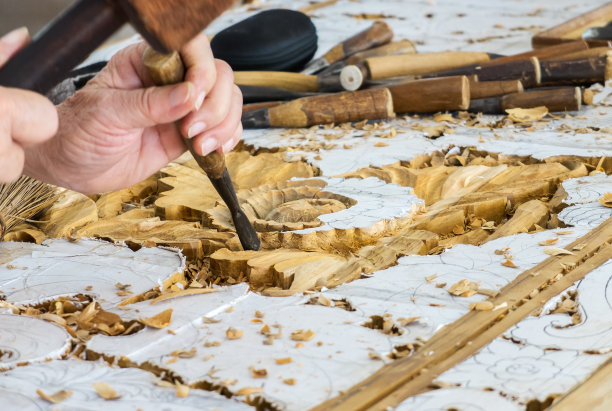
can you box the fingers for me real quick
[0,140,25,183]
[181,33,216,109]
[0,27,29,67]
[191,87,243,156]
[106,81,199,129]
[181,60,235,138]
[0,87,58,147]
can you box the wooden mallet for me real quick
[0,0,262,251]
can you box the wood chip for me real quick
[506,106,548,122]
[36,389,73,404]
[447,279,479,297]
[176,384,190,398]
[141,308,173,329]
[291,329,315,341]
[149,288,217,305]
[556,230,574,235]
[369,352,383,361]
[255,310,265,318]
[501,258,518,268]
[599,192,612,207]
[226,327,244,340]
[469,301,494,311]
[425,274,437,283]
[92,382,121,400]
[249,366,268,378]
[235,387,264,396]
[283,378,297,385]
[539,238,559,246]
[275,357,292,365]
[544,247,574,256]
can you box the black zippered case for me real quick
[211,9,318,72]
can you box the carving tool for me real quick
[384,76,470,114]
[239,85,319,104]
[469,87,581,114]
[234,71,344,93]
[301,21,394,75]
[468,78,524,100]
[241,88,394,128]
[143,49,260,251]
[339,51,494,91]
[0,0,261,251]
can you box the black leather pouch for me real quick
[211,9,317,72]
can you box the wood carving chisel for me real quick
[301,21,393,75]
[0,0,261,251]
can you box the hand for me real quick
[0,27,58,184]
[24,33,243,194]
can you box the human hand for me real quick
[24,33,243,194]
[0,27,58,184]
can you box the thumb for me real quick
[0,27,30,67]
[111,81,197,129]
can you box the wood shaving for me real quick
[275,357,293,365]
[249,366,268,378]
[425,274,438,283]
[149,288,217,305]
[447,279,479,297]
[36,389,73,404]
[291,329,315,341]
[469,301,494,311]
[539,238,559,246]
[92,382,121,400]
[506,106,549,122]
[140,308,173,329]
[501,258,518,268]
[255,310,264,318]
[369,352,383,360]
[598,192,612,207]
[544,247,574,256]
[235,387,264,396]
[176,384,190,398]
[283,378,297,385]
[556,230,574,235]
[226,327,244,340]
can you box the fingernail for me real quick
[188,121,207,138]
[222,138,237,153]
[195,92,206,111]
[1,27,29,45]
[201,137,218,155]
[169,82,192,108]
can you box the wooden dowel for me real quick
[242,88,395,128]
[430,57,541,88]
[238,85,319,104]
[386,76,470,113]
[243,101,282,113]
[488,40,589,65]
[539,54,612,85]
[469,87,581,114]
[365,51,492,79]
[544,46,612,61]
[468,78,523,100]
[234,71,319,92]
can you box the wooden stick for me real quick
[143,48,260,251]
[241,88,394,128]
[489,40,590,65]
[550,359,612,410]
[386,76,470,113]
[234,71,319,92]
[545,46,612,61]
[469,87,581,114]
[428,57,541,87]
[533,3,612,48]
[468,77,523,99]
[313,217,612,411]
[365,51,492,79]
[539,53,612,85]
[302,21,394,74]
[238,85,319,104]
[242,101,282,113]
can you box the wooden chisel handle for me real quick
[234,71,319,92]
[323,21,394,65]
[365,51,492,79]
[143,48,225,179]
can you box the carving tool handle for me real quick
[143,48,226,178]
[386,76,470,113]
[324,21,394,64]
[143,47,261,251]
